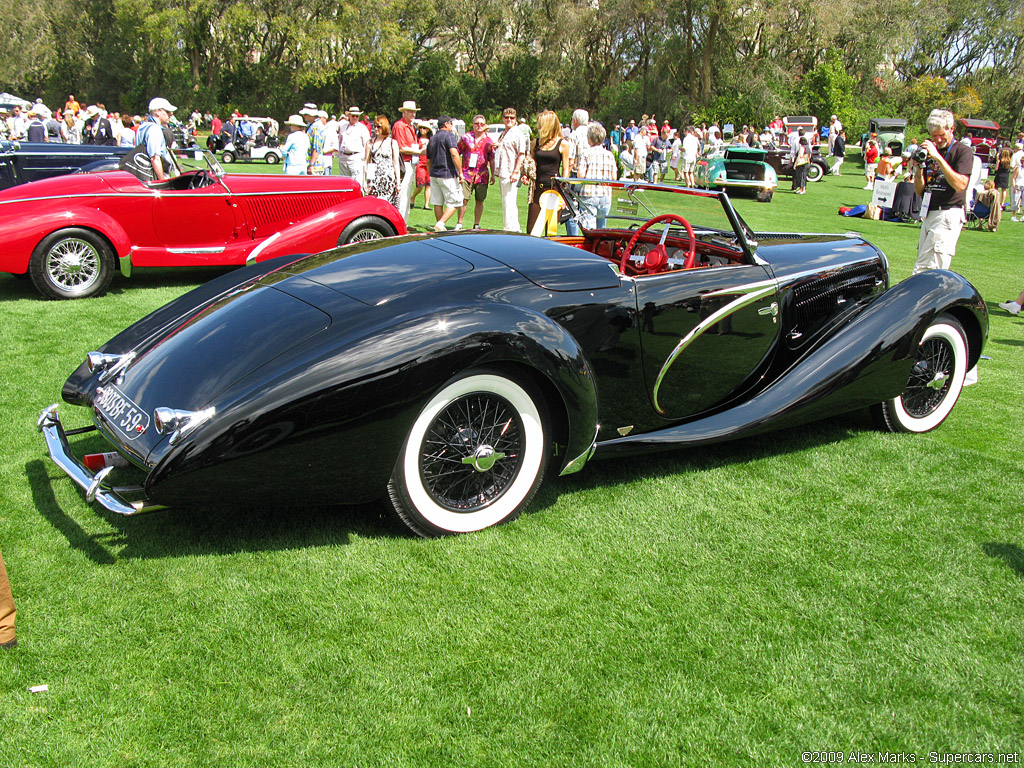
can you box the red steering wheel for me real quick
[619,214,696,276]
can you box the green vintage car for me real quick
[695,146,778,202]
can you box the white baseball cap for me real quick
[149,97,177,113]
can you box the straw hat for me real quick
[400,100,420,112]
[284,114,305,128]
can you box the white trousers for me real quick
[398,161,414,220]
[915,207,965,274]
[499,178,521,232]
[338,155,364,187]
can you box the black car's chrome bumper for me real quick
[37,404,161,516]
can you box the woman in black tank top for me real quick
[526,110,571,233]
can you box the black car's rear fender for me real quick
[596,269,987,456]
[62,253,308,406]
[144,303,599,508]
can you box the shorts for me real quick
[681,159,696,173]
[430,176,464,207]
[461,179,489,203]
[866,163,877,174]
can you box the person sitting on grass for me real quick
[998,289,1024,316]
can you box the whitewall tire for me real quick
[873,315,968,433]
[387,372,547,537]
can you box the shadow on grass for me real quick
[991,338,1024,347]
[982,543,1024,579]
[0,267,237,303]
[30,409,877,562]
[27,458,406,564]
[539,409,877,508]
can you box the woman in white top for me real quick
[365,115,401,207]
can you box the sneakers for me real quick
[1012,216,1021,222]
[998,300,1021,316]
[432,222,446,232]
[863,184,874,190]
[453,223,463,231]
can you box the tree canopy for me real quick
[4,0,1021,135]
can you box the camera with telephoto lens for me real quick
[912,147,929,163]
[913,146,942,187]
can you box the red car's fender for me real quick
[247,195,406,265]
[0,202,133,274]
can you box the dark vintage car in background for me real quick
[39,180,987,537]
[761,141,830,183]
[0,140,129,191]
[0,150,405,299]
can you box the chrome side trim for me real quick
[652,280,778,415]
[0,193,158,206]
[166,246,226,254]
[37,405,162,516]
[560,425,600,476]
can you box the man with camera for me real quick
[912,109,974,275]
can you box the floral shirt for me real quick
[306,121,326,174]
[457,131,495,185]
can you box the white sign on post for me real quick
[871,179,897,208]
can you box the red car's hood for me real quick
[220,173,362,196]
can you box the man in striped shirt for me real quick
[575,123,619,230]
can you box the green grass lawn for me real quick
[1,159,1021,766]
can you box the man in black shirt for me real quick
[426,116,463,231]
[913,109,974,275]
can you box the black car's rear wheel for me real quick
[386,372,547,537]
[872,315,968,433]
[807,162,825,183]
[29,228,114,300]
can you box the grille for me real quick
[792,262,881,329]
[245,193,344,233]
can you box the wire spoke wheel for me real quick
[420,392,524,512]
[348,227,384,243]
[30,227,114,299]
[47,237,101,292]
[901,335,954,418]
[387,372,547,537]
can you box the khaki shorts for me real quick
[430,176,464,207]
[461,179,489,203]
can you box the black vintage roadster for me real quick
[39,180,987,536]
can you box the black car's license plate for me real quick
[94,385,150,441]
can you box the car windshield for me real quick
[171,148,226,177]
[555,178,756,255]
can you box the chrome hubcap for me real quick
[462,445,506,472]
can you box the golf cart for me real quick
[218,117,282,164]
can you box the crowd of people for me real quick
[6,91,1024,284]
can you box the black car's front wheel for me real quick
[387,372,548,537]
[807,162,825,183]
[29,228,115,300]
[872,314,968,433]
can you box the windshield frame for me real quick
[554,177,758,260]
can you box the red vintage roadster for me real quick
[0,150,405,299]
